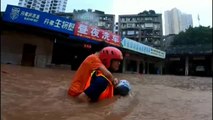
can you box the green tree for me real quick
[167,26,212,54]
[172,26,212,45]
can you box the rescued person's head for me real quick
[114,80,131,96]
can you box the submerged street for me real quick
[1,64,212,120]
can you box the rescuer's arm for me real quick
[98,66,119,85]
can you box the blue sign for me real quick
[121,38,166,59]
[3,5,76,35]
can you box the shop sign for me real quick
[3,5,76,35]
[121,37,166,59]
[74,22,121,47]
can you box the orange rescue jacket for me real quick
[84,71,114,101]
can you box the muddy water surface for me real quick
[1,64,212,120]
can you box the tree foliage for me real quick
[167,26,212,54]
[171,26,212,45]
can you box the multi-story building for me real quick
[18,0,67,13]
[56,9,115,32]
[164,8,193,35]
[118,10,163,48]
[161,34,176,50]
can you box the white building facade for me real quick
[18,0,67,13]
[164,8,193,35]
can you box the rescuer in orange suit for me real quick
[68,46,131,102]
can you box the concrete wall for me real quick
[1,31,53,68]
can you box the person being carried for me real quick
[114,79,131,96]
[68,46,131,102]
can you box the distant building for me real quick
[161,34,176,50]
[18,0,67,13]
[1,5,166,75]
[118,10,163,48]
[56,9,115,32]
[164,8,193,35]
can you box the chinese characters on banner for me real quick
[3,5,121,47]
[74,22,121,47]
[43,18,75,32]
[121,37,166,59]
[3,5,75,35]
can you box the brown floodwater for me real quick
[1,64,212,120]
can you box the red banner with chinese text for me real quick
[74,22,121,47]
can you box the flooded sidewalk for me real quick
[1,64,212,120]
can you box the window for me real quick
[154,17,159,21]
[126,18,130,21]
[121,18,125,21]
[127,31,134,35]
[145,23,153,28]
[136,24,140,27]
[98,21,105,26]
[154,24,160,30]
[145,17,153,21]
[132,23,136,27]
[132,18,136,21]
[141,24,145,28]
[122,23,127,28]
[108,18,112,21]
[137,17,140,21]
[127,23,134,28]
